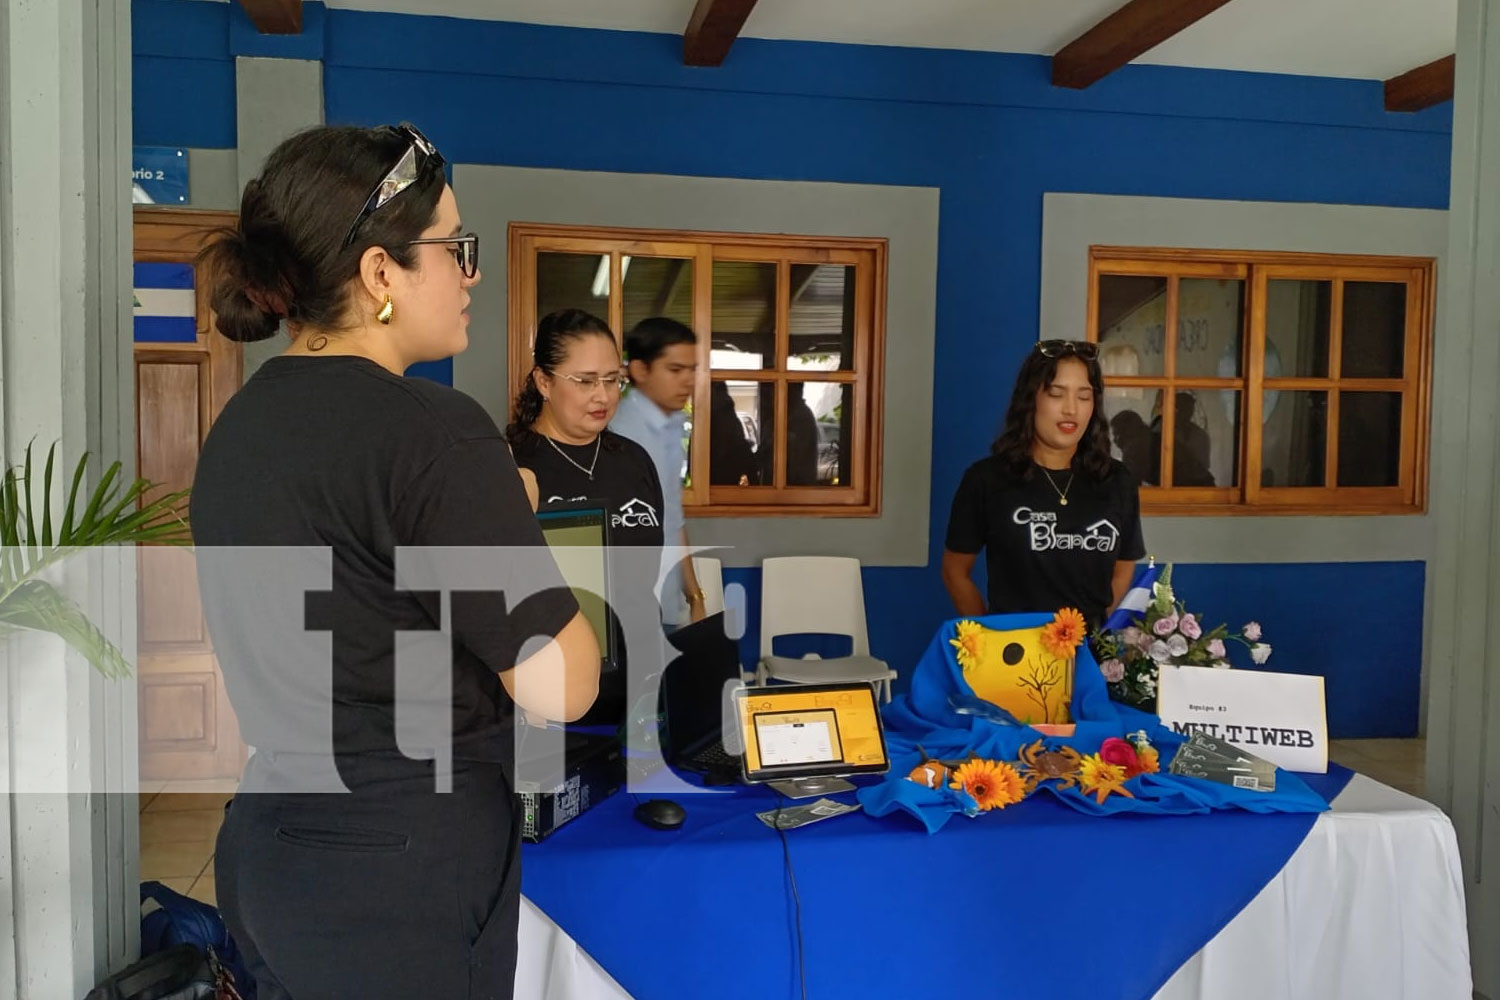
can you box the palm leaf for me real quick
[0,446,191,678]
[0,578,132,679]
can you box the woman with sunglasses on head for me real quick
[191,124,600,999]
[507,308,667,726]
[942,339,1146,631]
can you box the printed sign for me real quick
[132,146,189,204]
[1156,664,1327,773]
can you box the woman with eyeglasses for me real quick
[942,339,1146,631]
[191,124,600,999]
[507,308,667,726]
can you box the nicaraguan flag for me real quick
[133,263,196,343]
[1101,559,1162,632]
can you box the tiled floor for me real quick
[1328,738,1426,798]
[139,780,237,907]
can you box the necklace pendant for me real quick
[1059,497,1069,506]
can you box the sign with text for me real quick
[131,146,188,204]
[1157,664,1327,773]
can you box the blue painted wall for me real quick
[132,0,1448,737]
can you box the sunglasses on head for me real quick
[1035,339,1099,361]
[341,123,446,250]
[340,123,480,279]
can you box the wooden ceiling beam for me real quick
[683,0,758,67]
[1384,55,1456,112]
[237,0,302,35]
[1051,0,1235,90]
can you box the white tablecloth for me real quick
[514,774,1472,1000]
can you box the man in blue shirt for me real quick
[611,317,705,627]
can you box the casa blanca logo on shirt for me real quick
[545,496,660,530]
[614,498,659,529]
[1012,507,1119,553]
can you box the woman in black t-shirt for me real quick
[943,340,1146,630]
[191,124,599,999]
[507,309,667,726]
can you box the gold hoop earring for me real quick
[376,296,394,325]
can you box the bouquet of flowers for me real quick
[1092,564,1271,709]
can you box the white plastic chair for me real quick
[755,556,897,702]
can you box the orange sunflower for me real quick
[1078,754,1135,805]
[949,758,1026,811]
[1135,744,1161,775]
[1040,607,1087,660]
[949,620,985,670]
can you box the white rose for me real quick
[1166,634,1189,658]
[1249,643,1272,665]
[1149,639,1172,663]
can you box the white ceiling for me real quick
[249,0,1460,81]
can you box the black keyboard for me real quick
[688,740,741,771]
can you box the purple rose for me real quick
[1100,658,1125,682]
[1179,613,1202,640]
[1207,638,1227,659]
[1243,621,1262,641]
[1152,614,1179,637]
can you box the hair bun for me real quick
[200,181,307,343]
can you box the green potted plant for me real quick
[1,443,191,677]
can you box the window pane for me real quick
[788,264,854,371]
[787,381,852,487]
[1262,390,1327,487]
[1170,390,1240,488]
[1097,275,1166,377]
[537,252,609,325]
[1266,280,1331,378]
[711,261,775,370]
[1338,392,1402,487]
[1176,278,1245,378]
[1341,282,1407,379]
[621,256,693,335]
[710,380,774,486]
[1103,387,1160,486]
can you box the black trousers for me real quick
[216,754,521,999]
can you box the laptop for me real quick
[659,612,745,780]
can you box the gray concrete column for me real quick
[1426,0,1500,993]
[0,0,138,994]
[236,55,324,378]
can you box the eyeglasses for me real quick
[403,233,480,279]
[549,369,628,392]
[341,123,446,250]
[1035,339,1099,361]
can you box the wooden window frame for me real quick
[1089,246,1435,516]
[509,222,887,517]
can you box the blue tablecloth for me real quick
[522,763,1353,1000]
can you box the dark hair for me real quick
[991,348,1114,480]
[506,309,617,443]
[624,316,696,366]
[199,125,445,343]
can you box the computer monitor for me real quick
[732,682,889,799]
[535,504,617,675]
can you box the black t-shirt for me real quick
[510,430,665,552]
[511,429,664,727]
[189,355,578,774]
[945,456,1146,628]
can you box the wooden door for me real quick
[133,208,245,781]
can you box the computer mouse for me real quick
[633,799,686,831]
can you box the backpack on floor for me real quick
[137,882,253,999]
[82,942,224,1000]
